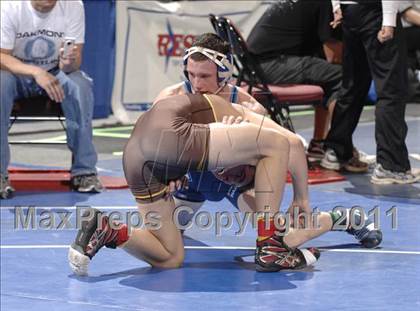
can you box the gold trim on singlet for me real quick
[194,94,216,171]
[203,94,218,121]
[134,186,168,200]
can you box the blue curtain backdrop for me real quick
[81,0,115,118]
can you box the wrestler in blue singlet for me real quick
[174,81,247,209]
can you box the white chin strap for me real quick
[214,84,225,95]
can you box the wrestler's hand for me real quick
[287,201,311,215]
[222,115,245,125]
[330,8,342,29]
[166,176,189,200]
[287,201,311,227]
[377,26,394,43]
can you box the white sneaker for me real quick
[320,149,341,170]
[357,150,376,165]
[0,175,15,199]
[371,164,419,185]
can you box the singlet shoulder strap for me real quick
[230,85,238,104]
[183,80,193,94]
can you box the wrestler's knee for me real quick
[265,130,290,155]
[153,252,185,269]
[288,134,305,152]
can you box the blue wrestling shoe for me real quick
[346,209,382,248]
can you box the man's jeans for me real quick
[0,69,98,177]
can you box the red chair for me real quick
[209,14,324,132]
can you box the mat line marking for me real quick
[1,244,419,255]
[1,293,139,310]
[0,206,139,209]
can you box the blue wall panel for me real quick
[81,0,115,119]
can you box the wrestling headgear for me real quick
[183,46,233,90]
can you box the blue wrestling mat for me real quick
[1,119,420,311]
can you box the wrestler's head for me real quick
[184,33,232,94]
[213,165,255,188]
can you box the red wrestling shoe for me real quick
[68,208,127,276]
[255,234,320,272]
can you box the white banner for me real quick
[111,0,268,123]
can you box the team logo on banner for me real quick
[157,19,195,72]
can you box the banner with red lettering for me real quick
[111,0,267,123]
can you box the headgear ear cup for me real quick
[183,47,233,87]
[216,52,233,86]
[183,52,190,81]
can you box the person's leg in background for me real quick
[366,16,417,184]
[55,70,103,192]
[402,26,420,103]
[313,101,336,142]
[0,70,18,198]
[259,55,342,160]
[308,101,336,160]
[0,70,50,198]
[322,5,372,172]
[299,56,341,159]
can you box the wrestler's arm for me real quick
[236,88,268,115]
[222,106,311,214]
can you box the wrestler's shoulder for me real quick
[153,83,187,104]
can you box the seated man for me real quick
[0,0,103,199]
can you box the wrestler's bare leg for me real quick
[68,196,185,275]
[208,121,290,215]
[232,104,310,212]
[236,188,332,247]
[236,189,333,247]
[125,120,293,267]
[283,213,333,247]
[121,198,185,268]
[123,99,290,267]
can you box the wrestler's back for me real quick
[125,94,243,158]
